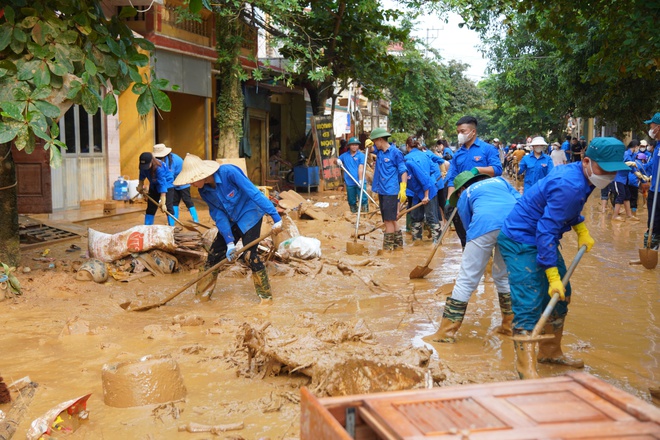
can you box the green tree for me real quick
[0,0,172,266]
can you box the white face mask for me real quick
[649,127,657,138]
[640,147,647,152]
[533,147,544,154]
[457,131,472,145]
[587,159,615,189]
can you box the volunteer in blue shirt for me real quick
[405,138,439,244]
[153,143,200,225]
[422,143,448,219]
[560,135,571,162]
[498,137,629,380]
[644,113,660,250]
[369,128,408,251]
[429,172,520,344]
[173,154,283,303]
[518,136,553,192]
[337,137,368,213]
[137,152,174,225]
[445,116,503,249]
[611,140,641,221]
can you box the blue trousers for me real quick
[497,232,572,331]
[346,184,368,207]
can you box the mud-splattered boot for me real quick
[538,316,584,368]
[349,204,358,214]
[513,330,540,379]
[381,232,393,251]
[195,269,219,301]
[394,230,404,250]
[430,223,442,244]
[361,203,369,213]
[643,231,660,250]
[430,297,468,343]
[411,221,423,245]
[252,268,273,303]
[496,292,514,336]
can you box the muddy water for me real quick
[0,194,658,439]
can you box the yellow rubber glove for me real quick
[398,182,407,203]
[572,222,595,252]
[545,267,565,300]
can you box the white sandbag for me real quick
[88,226,176,263]
[277,236,322,260]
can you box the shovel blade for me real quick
[409,265,433,279]
[639,248,658,269]
[346,241,366,256]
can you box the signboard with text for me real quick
[311,115,341,190]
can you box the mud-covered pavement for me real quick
[0,190,658,439]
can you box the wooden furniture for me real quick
[301,372,660,439]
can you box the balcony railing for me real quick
[161,4,212,38]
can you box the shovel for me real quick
[336,161,378,208]
[120,231,273,311]
[356,202,424,238]
[639,159,660,269]
[409,208,457,279]
[143,193,199,232]
[511,244,588,342]
[347,154,370,255]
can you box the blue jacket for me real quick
[458,177,521,242]
[139,161,173,194]
[648,148,659,192]
[446,138,502,187]
[198,165,281,244]
[614,149,637,185]
[518,153,553,191]
[501,162,594,268]
[338,150,365,187]
[425,149,446,189]
[162,153,190,190]
[372,146,407,195]
[405,148,438,201]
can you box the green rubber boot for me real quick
[431,297,468,343]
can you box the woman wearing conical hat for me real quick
[174,154,283,303]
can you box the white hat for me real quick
[173,153,220,186]
[530,136,548,146]
[493,138,500,143]
[640,140,648,146]
[153,143,172,158]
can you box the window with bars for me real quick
[59,105,104,155]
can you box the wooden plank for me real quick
[358,406,402,440]
[300,387,354,440]
[504,390,611,425]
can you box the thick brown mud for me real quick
[0,192,658,439]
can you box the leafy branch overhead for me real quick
[0,0,174,166]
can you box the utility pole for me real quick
[424,27,443,58]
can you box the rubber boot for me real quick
[513,330,540,379]
[167,214,175,226]
[411,221,423,244]
[538,316,584,368]
[189,206,199,222]
[496,292,514,336]
[173,205,180,219]
[361,203,369,213]
[394,230,403,250]
[195,269,219,301]
[349,204,357,213]
[431,297,468,343]
[252,268,273,301]
[430,223,442,244]
[643,231,660,250]
[144,214,155,225]
[382,232,396,251]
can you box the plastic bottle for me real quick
[113,176,129,201]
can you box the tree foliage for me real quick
[0,0,172,166]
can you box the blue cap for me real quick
[644,113,660,124]
[584,137,629,172]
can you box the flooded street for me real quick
[0,191,658,439]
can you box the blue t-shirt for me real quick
[614,149,637,184]
[162,153,190,190]
[518,153,553,191]
[338,150,365,187]
[372,146,407,195]
[424,149,446,189]
[649,148,659,192]
[457,177,521,242]
[446,137,502,187]
[501,162,594,268]
[198,165,281,244]
[139,162,173,194]
[405,148,438,201]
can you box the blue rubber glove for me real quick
[226,242,237,262]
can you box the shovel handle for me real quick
[646,153,660,248]
[337,162,378,206]
[143,193,189,228]
[357,202,424,238]
[530,245,587,337]
[421,208,458,266]
[129,231,273,311]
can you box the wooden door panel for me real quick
[12,144,52,214]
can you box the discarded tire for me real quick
[102,355,187,408]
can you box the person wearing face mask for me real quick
[497,137,629,380]
[644,113,660,250]
[550,142,567,166]
[518,136,554,192]
[445,116,503,249]
[639,139,648,155]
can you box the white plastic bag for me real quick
[277,236,322,259]
[88,226,176,262]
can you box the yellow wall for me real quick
[118,88,155,181]
[157,92,206,159]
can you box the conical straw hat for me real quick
[173,154,220,186]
